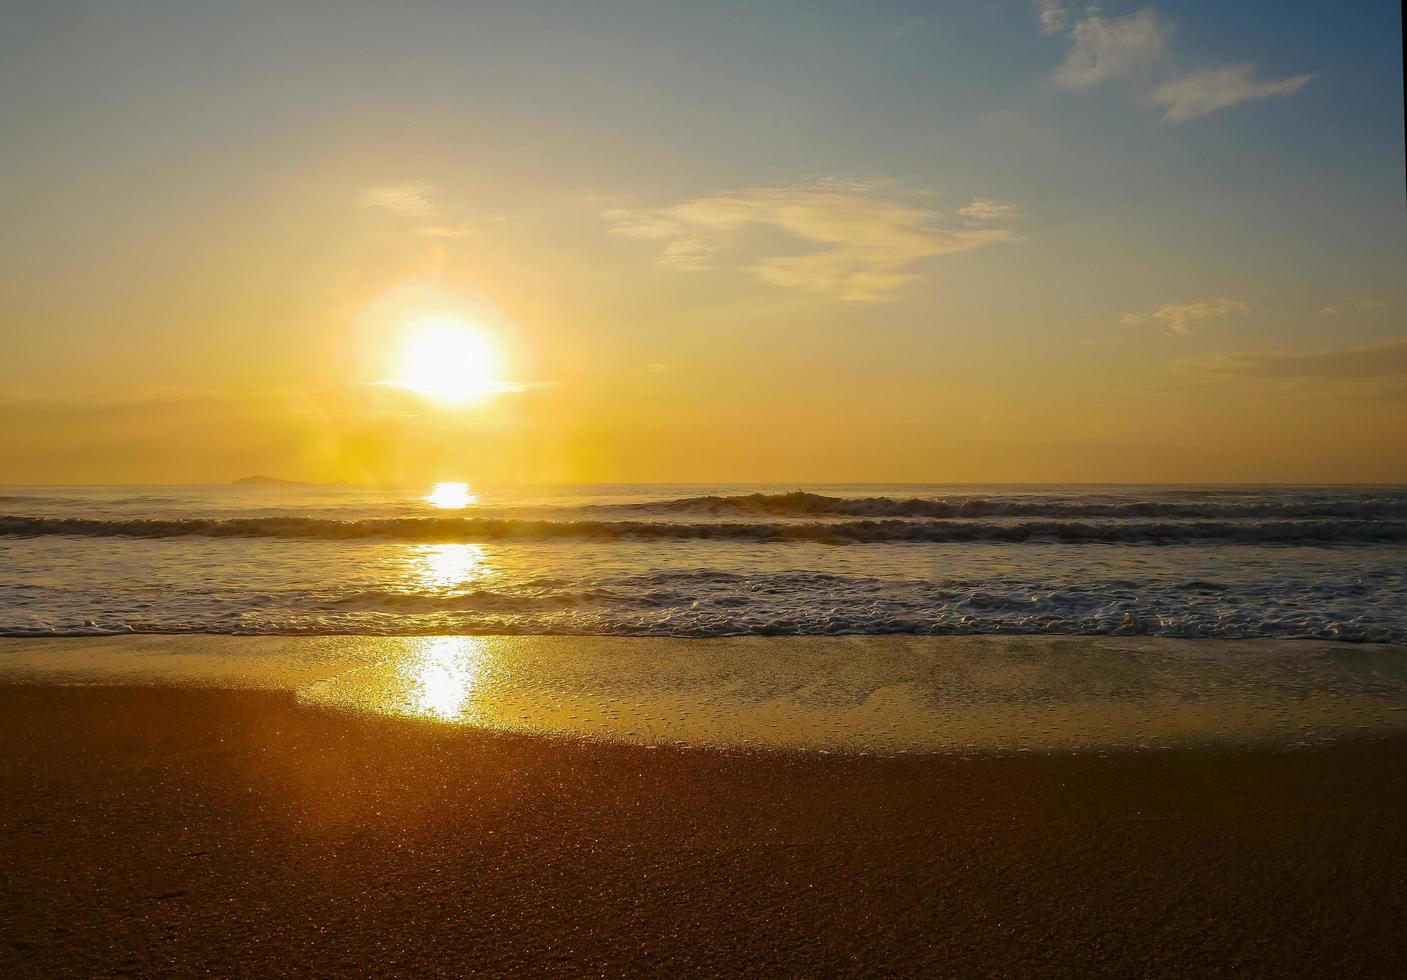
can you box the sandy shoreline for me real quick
[3,682,1407,977]
[4,634,1407,753]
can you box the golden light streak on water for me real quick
[409,543,490,590]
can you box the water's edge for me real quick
[4,634,1404,755]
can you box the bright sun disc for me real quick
[394,315,506,406]
[425,481,475,510]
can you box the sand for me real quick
[4,634,1407,753]
[2,683,1406,977]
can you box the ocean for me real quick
[2,483,1405,642]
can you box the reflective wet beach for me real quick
[5,634,1406,753]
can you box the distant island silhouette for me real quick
[232,475,312,486]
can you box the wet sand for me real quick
[3,684,1406,977]
[4,634,1407,752]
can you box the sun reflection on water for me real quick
[425,481,476,509]
[403,636,488,721]
[411,543,490,590]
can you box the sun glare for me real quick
[410,543,489,589]
[425,481,476,509]
[405,636,487,721]
[391,315,508,406]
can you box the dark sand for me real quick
[2,685,1406,978]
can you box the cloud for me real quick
[1054,8,1171,91]
[1042,5,1310,121]
[1153,65,1312,121]
[959,198,1020,221]
[1181,339,1407,380]
[418,226,472,239]
[1122,298,1249,335]
[1033,1,1070,35]
[1321,301,1385,317]
[603,182,1017,301]
[358,183,438,216]
[358,184,477,238]
[0,385,264,414]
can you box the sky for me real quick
[1,0,1403,484]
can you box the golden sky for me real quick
[2,1,1404,484]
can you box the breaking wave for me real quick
[616,490,1407,520]
[2,514,1403,544]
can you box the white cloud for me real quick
[959,198,1019,221]
[603,182,1017,301]
[1041,6,1310,122]
[358,182,438,216]
[1153,65,1312,121]
[1033,1,1070,35]
[1054,8,1171,92]
[1121,298,1249,335]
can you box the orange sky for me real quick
[2,1,1404,484]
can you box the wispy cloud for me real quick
[1032,0,1070,36]
[1054,7,1170,92]
[1181,339,1407,380]
[1122,298,1249,335]
[958,198,1020,221]
[1153,65,1311,121]
[1320,301,1385,317]
[1041,4,1311,121]
[603,182,1017,301]
[418,226,472,239]
[358,182,439,216]
[358,183,476,238]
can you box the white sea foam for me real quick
[2,514,1403,544]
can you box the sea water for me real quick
[2,483,1404,642]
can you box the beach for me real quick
[5,487,1407,975]
[5,0,1404,973]
[2,684,1406,977]
[3,636,1407,976]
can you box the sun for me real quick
[424,481,476,509]
[388,315,510,406]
